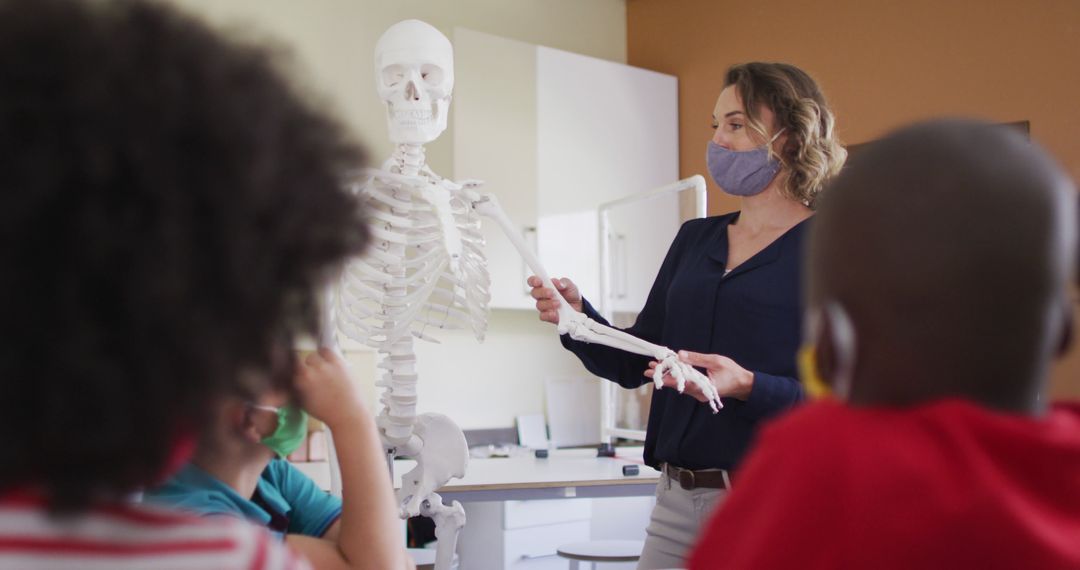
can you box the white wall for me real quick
[165,0,628,430]
[165,0,626,176]
[409,311,589,430]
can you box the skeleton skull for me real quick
[374,20,454,145]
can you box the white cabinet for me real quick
[458,500,592,569]
[600,189,685,316]
[505,522,591,569]
[457,497,650,570]
[453,29,678,309]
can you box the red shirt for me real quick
[0,492,310,569]
[689,399,1080,570]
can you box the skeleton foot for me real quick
[654,352,722,413]
[421,493,465,570]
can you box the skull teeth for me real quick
[392,109,433,120]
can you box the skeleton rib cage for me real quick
[336,170,492,351]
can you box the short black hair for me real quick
[0,0,369,508]
[809,119,1074,409]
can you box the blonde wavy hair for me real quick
[724,62,847,206]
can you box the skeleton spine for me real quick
[377,144,427,455]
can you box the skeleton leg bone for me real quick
[397,413,468,570]
[473,194,722,412]
[421,493,465,570]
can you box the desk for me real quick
[295,446,661,502]
[394,447,660,503]
[293,448,656,570]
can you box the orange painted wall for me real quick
[627,0,1080,399]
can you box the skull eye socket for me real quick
[420,64,443,86]
[382,64,406,88]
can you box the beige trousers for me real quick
[635,472,727,570]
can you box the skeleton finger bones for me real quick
[532,291,722,413]
[653,351,722,413]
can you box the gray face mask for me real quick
[705,130,784,197]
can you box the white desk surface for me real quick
[296,447,660,502]
[398,446,659,502]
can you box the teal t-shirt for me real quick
[146,459,341,539]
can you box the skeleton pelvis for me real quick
[396,412,469,518]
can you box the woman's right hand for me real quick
[527,275,583,324]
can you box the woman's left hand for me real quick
[645,350,754,402]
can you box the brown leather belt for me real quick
[663,463,732,491]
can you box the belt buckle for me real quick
[678,469,695,490]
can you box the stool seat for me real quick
[556,539,644,562]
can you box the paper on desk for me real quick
[516,413,549,449]
[545,376,602,447]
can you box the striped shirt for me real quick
[0,493,311,570]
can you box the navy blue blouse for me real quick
[561,212,807,470]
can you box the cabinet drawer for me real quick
[503,499,591,529]
[505,520,590,568]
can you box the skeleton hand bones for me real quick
[648,351,756,409]
[559,310,722,413]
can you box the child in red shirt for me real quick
[689,399,1080,569]
[682,120,1080,569]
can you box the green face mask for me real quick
[251,404,308,459]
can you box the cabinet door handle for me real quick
[615,233,628,299]
[522,226,538,295]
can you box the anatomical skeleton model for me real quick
[320,20,721,570]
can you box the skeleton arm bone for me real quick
[472,193,722,412]
[469,195,576,328]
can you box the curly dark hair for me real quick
[0,0,369,509]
